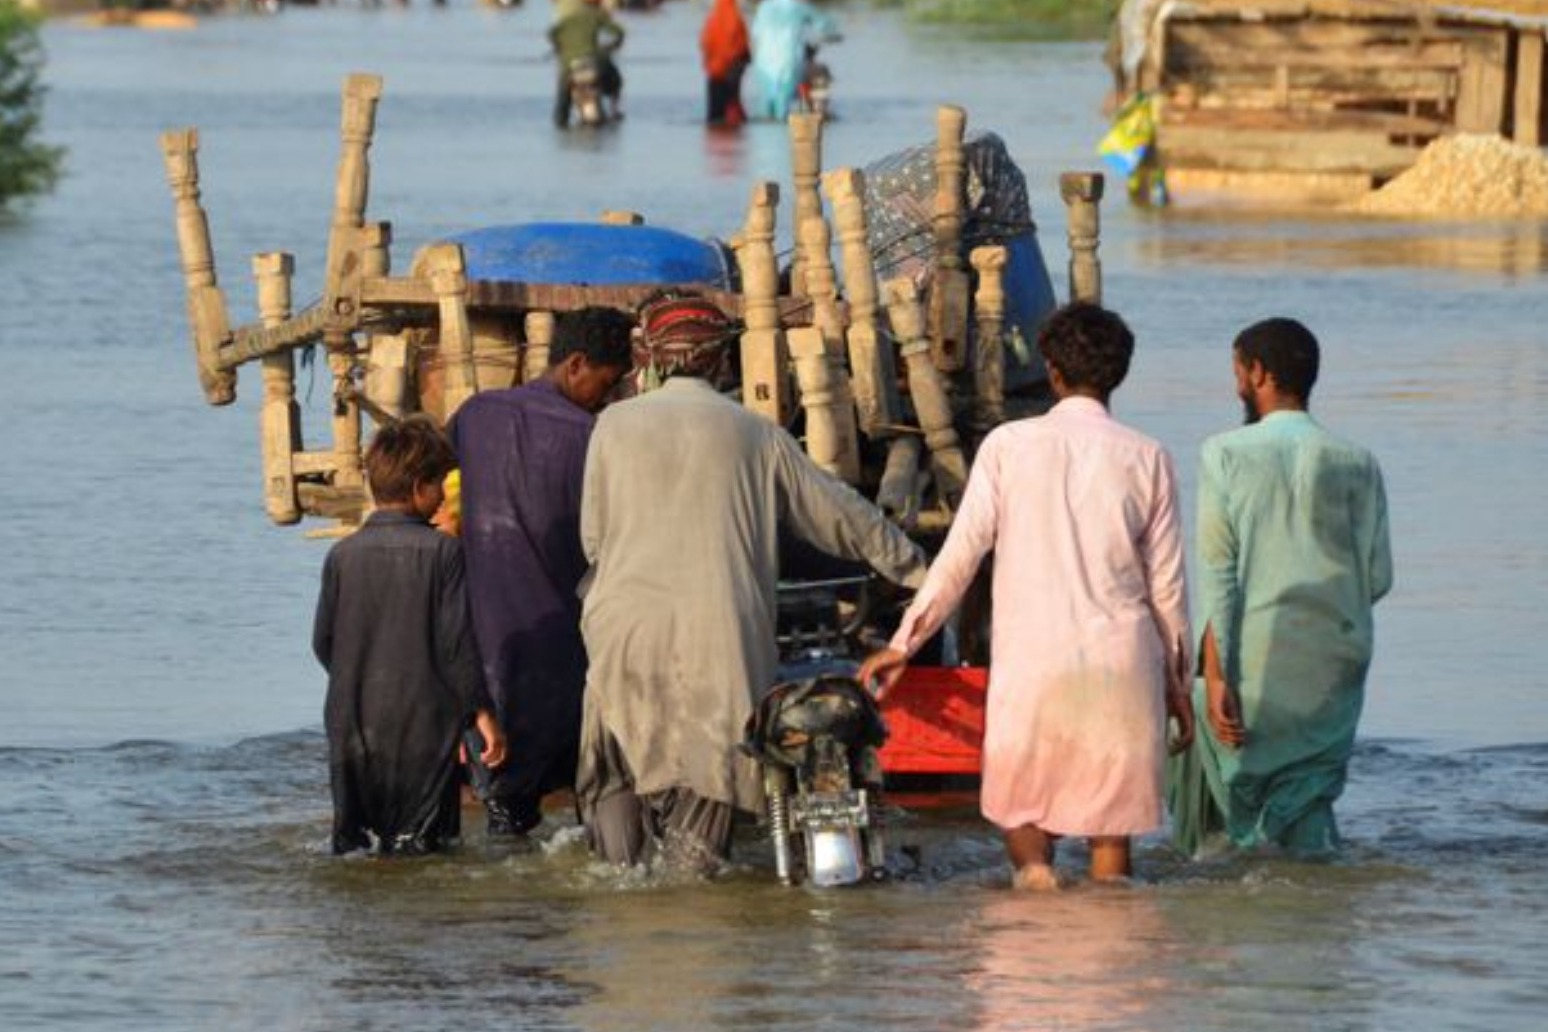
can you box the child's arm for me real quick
[473,709,507,770]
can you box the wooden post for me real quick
[423,243,479,421]
[469,316,520,393]
[322,74,383,356]
[875,436,923,531]
[523,311,556,384]
[1273,64,1291,111]
[359,221,412,423]
[795,216,860,482]
[788,112,824,298]
[733,182,790,425]
[885,278,969,509]
[929,105,970,373]
[361,221,391,285]
[1457,33,1510,135]
[253,253,302,526]
[1059,172,1105,304]
[823,168,899,437]
[798,217,844,350]
[1515,30,1544,148]
[364,334,411,422]
[969,245,1008,433]
[326,352,363,491]
[361,220,408,422]
[788,326,860,483]
[159,128,236,406]
[311,74,382,490]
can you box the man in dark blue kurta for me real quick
[448,308,634,835]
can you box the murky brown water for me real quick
[1,3,1545,1030]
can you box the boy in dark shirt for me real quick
[313,416,507,855]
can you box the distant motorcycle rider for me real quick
[549,0,625,127]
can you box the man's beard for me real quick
[1240,393,1260,425]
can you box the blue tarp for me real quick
[445,222,734,288]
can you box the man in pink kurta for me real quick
[862,302,1193,888]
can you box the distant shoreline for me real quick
[25,0,1118,39]
[27,0,149,15]
[875,0,1116,38]
[25,0,100,14]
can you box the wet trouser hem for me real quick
[486,793,544,836]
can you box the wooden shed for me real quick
[1112,0,1548,203]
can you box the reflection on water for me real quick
[702,124,749,181]
[968,890,1174,1031]
[1136,214,1548,277]
[564,887,775,1031]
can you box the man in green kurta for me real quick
[548,0,625,127]
[1169,318,1393,856]
[576,294,928,871]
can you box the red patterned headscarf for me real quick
[633,293,738,385]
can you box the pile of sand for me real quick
[1350,133,1548,218]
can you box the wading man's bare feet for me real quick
[1005,823,1061,891]
[1013,863,1062,891]
[1089,836,1133,883]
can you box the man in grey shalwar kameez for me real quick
[577,293,928,870]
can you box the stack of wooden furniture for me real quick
[162,74,1107,535]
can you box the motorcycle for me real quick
[742,577,892,887]
[797,42,835,121]
[566,55,608,128]
[556,44,622,129]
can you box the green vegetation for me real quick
[0,0,63,210]
[876,0,1120,39]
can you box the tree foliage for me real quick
[0,0,64,209]
[880,0,1120,38]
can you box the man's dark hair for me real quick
[1035,301,1134,397]
[366,415,456,504]
[549,307,636,369]
[1234,317,1319,401]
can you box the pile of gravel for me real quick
[1349,133,1548,218]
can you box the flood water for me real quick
[1,3,1545,1030]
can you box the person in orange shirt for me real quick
[701,0,750,125]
